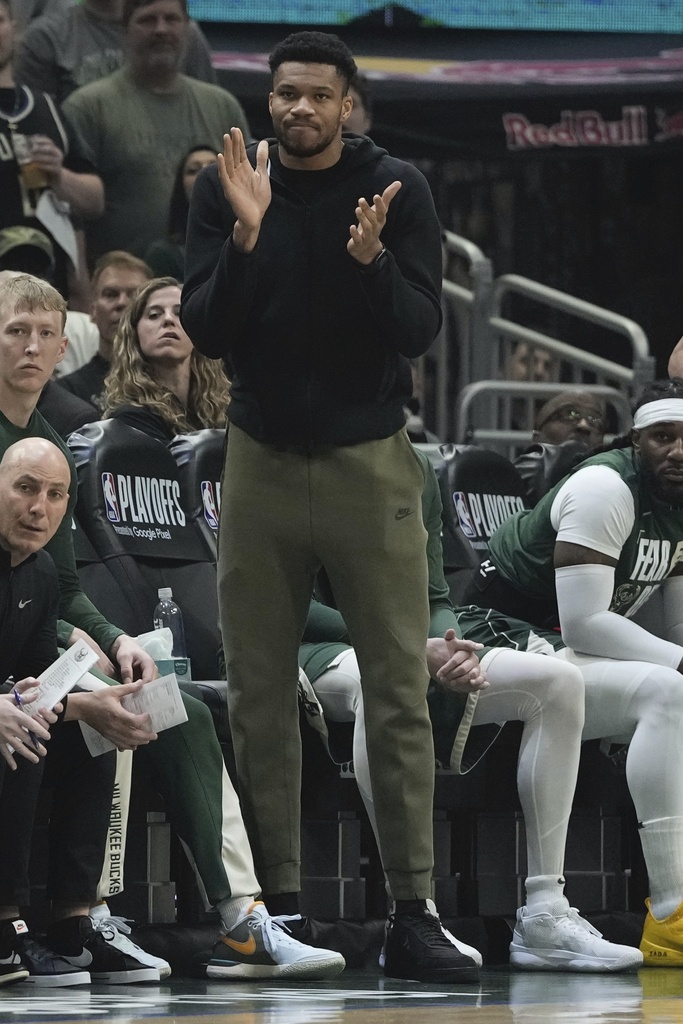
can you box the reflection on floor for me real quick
[1,969,683,1024]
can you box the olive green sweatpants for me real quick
[219,425,435,900]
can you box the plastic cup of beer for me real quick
[13,134,48,190]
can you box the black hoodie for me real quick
[181,135,443,446]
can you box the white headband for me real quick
[633,399,683,430]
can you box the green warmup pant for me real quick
[219,424,435,900]
[97,687,259,908]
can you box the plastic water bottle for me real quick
[153,587,187,657]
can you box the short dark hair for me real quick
[268,31,357,91]
[122,0,187,25]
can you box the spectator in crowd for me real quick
[514,390,606,506]
[16,0,216,103]
[181,30,473,983]
[0,225,55,280]
[343,70,372,136]
[102,276,228,442]
[9,0,67,34]
[144,146,216,280]
[532,391,606,448]
[0,273,344,982]
[505,340,555,385]
[0,436,158,987]
[464,377,683,966]
[0,0,104,307]
[502,340,558,433]
[63,0,250,261]
[58,251,152,407]
[299,447,642,972]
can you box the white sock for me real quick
[216,896,257,932]
[639,817,683,920]
[525,874,566,915]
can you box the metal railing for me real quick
[431,255,656,444]
[455,381,634,460]
[424,230,494,440]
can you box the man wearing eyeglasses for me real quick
[515,391,606,506]
[533,392,606,448]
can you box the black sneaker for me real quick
[47,916,159,984]
[0,919,88,987]
[381,904,481,983]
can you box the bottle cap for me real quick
[158,587,173,600]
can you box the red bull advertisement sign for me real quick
[501,103,683,152]
[504,106,648,149]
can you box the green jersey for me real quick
[489,447,683,620]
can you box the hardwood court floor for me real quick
[2,969,683,1024]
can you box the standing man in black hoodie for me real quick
[181,31,478,983]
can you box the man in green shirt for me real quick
[299,447,643,973]
[464,377,683,967]
[63,0,250,261]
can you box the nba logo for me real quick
[102,472,120,522]
[453,491,476,539]
[201,481,219,530]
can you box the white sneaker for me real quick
[207,901,345,979]
[90,903,171,979]
[510,899,644,972]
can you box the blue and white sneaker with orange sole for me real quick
[207,901,345,980]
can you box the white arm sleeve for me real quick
[662,574,683,647]
[550,465,635,558]
[556,563,683,669]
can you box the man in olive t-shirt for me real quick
[63,0,249,260]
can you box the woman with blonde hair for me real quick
[102,276,228,442]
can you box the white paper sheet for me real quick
[6,640,99,755]
[80,673,188,756]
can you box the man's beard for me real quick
[641,461,683,508]
[143,42,181,73]
[274,122,339,160]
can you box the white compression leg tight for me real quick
[472,649,585,887]
[559,649,683,919]
[314,646,585,908]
